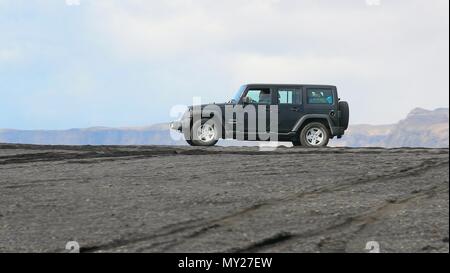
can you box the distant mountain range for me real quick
[0,108,448,148]
[0,123,184,146]
[331,108,448,148]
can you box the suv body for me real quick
[171,84,349,147]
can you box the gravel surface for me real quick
[0,144,448,253]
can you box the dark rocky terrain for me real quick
[0,144,448,253]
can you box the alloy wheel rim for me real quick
[197,124,216,142]
[306,127,325,146]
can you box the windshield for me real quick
[230,85,246,103]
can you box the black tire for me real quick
[191,118,219,147]
[183,127,195,146]
[299,122,330,147]
[339,101,350,130]
[185,139,194,146]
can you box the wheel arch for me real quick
[292,115,333,135]
[189,115,226,140]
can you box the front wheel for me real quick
[190,118,220,146]
[299,122,330,147]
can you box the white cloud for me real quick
[0,0,448,128]
[80,0,448,124]
[0,48,22,62]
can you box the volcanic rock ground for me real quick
[0,144,448,253]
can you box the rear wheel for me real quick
[299,122,330,147]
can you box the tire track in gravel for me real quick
[157,158,448,252]
[1,145,447,166]
[0,178,76,189]
[288,157,449,201]
[229,183,447,253]
[75,157,447,253]
[77,204,265,253]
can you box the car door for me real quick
[235,87,272,139]
[276,87,304,133]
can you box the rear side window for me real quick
[278,89,302,105]
[307,89,334,105]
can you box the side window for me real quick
[245,89,271,104]
[278,89,302,105]
[307,89,334,105]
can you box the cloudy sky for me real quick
[0,0,448,129]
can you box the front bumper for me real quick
[170,121,183,131]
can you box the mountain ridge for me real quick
[1,108,448,148]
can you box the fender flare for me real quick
[188,110,225,137]
[292,114,335,135]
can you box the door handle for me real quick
[291,107,300,112]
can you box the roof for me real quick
[245,83,337,88]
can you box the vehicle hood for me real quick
[187,103,232,110]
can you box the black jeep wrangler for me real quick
[171,84,349,147]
